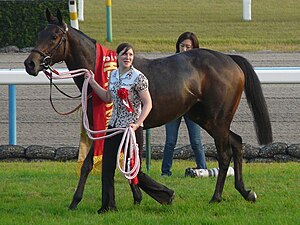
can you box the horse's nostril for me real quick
[29,61,35,69]
[25,60,35,70]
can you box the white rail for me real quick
[1,67,300,145]
[0,68,70,85]
[1,67,300,85]
[255,67,300,84]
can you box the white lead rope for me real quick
[44,68,140,180]
[117,127,140,180]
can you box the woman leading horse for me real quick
[24,9,272,211]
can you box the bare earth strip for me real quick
[0,52,299,147]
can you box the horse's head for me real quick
[24,8,68,76]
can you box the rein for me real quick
[44,66,83,115]
[49,80,83,116]
[43,67,140,181]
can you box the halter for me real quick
[31,24,69,69]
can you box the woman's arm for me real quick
[88,78,112,103]
[130,89,152,131]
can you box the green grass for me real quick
[77,0,300,52]
[0,161,299,225]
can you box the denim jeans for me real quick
[161,115,207,176]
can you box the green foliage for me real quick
[0,0,69,48]
[0,161,299,225]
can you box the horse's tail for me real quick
[229,54,273,145]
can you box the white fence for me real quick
[1,67,300,85]
[1,67,300,144]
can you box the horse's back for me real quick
[134,49,245,128]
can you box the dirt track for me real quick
[0,52,300,148]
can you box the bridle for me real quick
[31,23,83,115]
[31,23,68,69]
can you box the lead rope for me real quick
[43,67,140,181]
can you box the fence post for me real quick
[8,84,17,145]
[243,0,251,21]
[78,0,84,21]
[106,0,113,42]
[69,0,79,29]
[146,129,151,173]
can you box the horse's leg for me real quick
[209,130,232,203]
[229,131,257,202]
[69,143,94,210]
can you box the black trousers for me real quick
[101,126,174,210]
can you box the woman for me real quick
[87,43,175,214]
[161,32,207,176]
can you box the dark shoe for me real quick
[161,172,172,177]
[166,192,175,205]
[97,206,117,214]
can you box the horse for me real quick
[24,9,272,210]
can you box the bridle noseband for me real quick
[31,24,68,69]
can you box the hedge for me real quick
[0,0,69,48]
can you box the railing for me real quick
[1,68,68,145]
[1,67,300,145]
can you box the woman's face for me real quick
[118,48,134,68]
[179,39,193,52]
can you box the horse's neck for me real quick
[65,29,96,71]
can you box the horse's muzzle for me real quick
[24,57,40,76]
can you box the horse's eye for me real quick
[52,34,58,40]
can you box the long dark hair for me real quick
[175,32,200,53]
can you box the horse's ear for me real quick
[45,8,52,23]
[56,9,64,25]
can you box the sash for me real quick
[77,43,116,175]
[92,44,117,167]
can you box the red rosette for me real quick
[117,88,129,100]
[117,88,134,113]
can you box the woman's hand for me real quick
[129,123,139,131]
[85,71,112,102]
[84,70,95,84]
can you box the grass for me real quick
[0,160,299,225]
[77,0,300,52]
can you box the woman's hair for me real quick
[116,42,135,55]
[116,43,135,67]
[175,32,200,53]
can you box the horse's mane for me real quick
[72,27,97,45]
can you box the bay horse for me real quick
[24,9,272,210]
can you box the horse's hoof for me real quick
[247,191,257,202]
[209,197,222,204]
[98,207,117,214]
[68,203,78,210]
[134,199,142,205]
